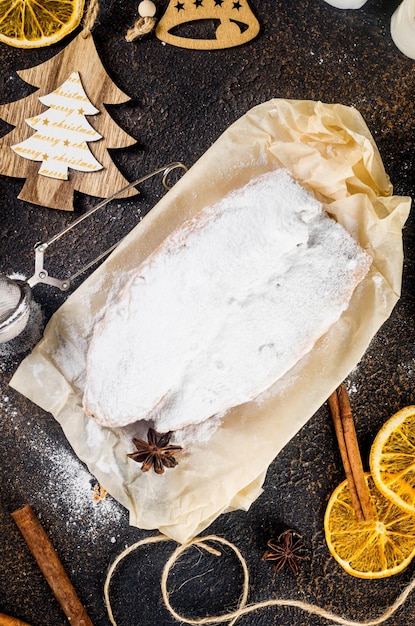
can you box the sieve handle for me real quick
[26,162,187,291]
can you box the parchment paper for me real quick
[10,99,411,543]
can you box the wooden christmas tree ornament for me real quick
[11,71,103,181]
[0,31,137,211]
[156,0,260,50]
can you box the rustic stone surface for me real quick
[1,0,415,624]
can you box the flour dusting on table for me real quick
[83,169,371,440]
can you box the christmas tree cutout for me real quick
[12,72,103,181]
[0,34,138,211]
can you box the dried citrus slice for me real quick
[0,0,85,49]
[324,472,415,578]
[370,406,415,515]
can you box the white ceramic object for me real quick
[322,0,368,7]
[391,0,415,59]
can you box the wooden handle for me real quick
[11,505,93,626]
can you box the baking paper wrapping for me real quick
[10,99,411,543]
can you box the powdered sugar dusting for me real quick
[38,438,124,540]
[0,386,125,541]
[83,169,371,439]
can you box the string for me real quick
[104,533,415,626]
[125,16,157,42]
[81,0,156,41]
[82,0,100,37]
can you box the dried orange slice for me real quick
[0,0,85,49]
[370,406,415,515]
[324,472,415,578]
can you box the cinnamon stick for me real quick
[0,614,31,626]
[328,385,374,521]
[11,505,93,626]
[328,388,364,522]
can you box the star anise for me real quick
[262,529,307,575]
[127,428,182,474]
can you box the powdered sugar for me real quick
[32,431,124,539]
[83,169,371,439]
[0,386,124,541]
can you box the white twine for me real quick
[104,534,415,626]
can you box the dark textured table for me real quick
[1,0,415,624]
